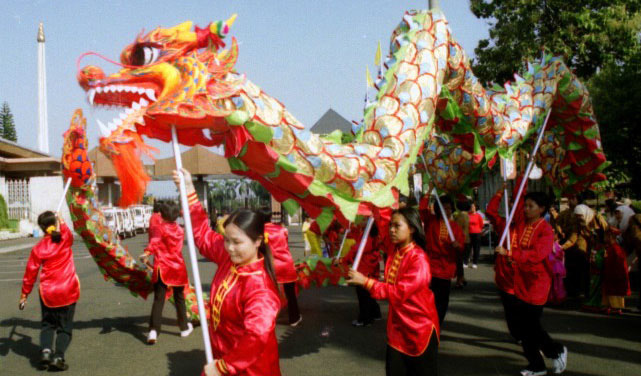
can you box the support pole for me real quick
[420,155,454,241]
[56,178,72,213]
[352,217,375,271]
[171,125,214,364]
[334,225,351,262]
[498,109,552,248]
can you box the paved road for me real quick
[1,229,640,375]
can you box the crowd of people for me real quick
[18,168,640,375]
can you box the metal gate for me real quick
[6,179,30,220]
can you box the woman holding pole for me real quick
[423,195,464,325]
[495,192,567,376]
[348,207,440,376]
[173,168,282,376]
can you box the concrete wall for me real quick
[29,176,73,231]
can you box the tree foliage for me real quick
[588,52,641,197]
[0,194,9,228]
[470,0,641,84]
[0,102,17,142]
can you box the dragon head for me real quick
[77,15,242,206]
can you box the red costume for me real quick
[264,222,297,284]
[22,223,80,308]
[486,183,526,295]
[423,213,464,280]
[148,212,163,241]
[468,212,484,234]
[603,242,631,297]
[343,236,381,277]
[364,242,440,356]
[144,220,188,287]
[189,197,281,376]
[510,218,555,305]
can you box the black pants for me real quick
[565,248,589,297]
[467,233,481,265]
[513,298,563,371]
[283,282,301,324]
[385,329,438,376]
[355,286,381,324]
[40,297,75,358]
[430,277,451,325]
[498,290,522,341]
[456,244,468,279]
[149,280,188,332]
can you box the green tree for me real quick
[0,194,9,228]
[470,0,641,84]
[588,53,641,197]
[1,102,17,142]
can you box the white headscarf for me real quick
[616,205,635,232]
[574,204,595,226]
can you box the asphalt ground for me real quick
[1,228,640,376]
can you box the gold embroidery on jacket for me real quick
[212,265,239,331]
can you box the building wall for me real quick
[30,176,72,229]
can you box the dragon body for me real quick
[67,9,607,296]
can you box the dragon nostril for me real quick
[78,65,105,89]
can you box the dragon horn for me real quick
[209,14,237,38]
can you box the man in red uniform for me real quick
[496,192,567,376]
[260,207,302,326]
[423,195,464,325]
[20,211,79,371]
[140,201,192,344]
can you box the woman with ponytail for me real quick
[172,168,281,376]
[348,207,440,375]
[20,211,79,371]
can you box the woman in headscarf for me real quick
[561,204,608,299]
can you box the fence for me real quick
[6,178,30,220]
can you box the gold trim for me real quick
[211,266,239,331]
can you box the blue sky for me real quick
[1,0,489,161]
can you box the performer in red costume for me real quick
[495,192,567,376]
[348,207,440,376]
[20,211,79,371]
[259,207,302,326]
[148,200,165,241]
[422,195,464,325]
[140,201,192,344]
[173,169,282,376]
[341,222,382,327]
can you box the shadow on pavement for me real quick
[167,349,206,376]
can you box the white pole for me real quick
[501,161,511,250]
[171,125,214,364]
[498,109,552,248]
[420,155,455,241]
[352,217,375,271]
[56,178,72,213]
[334,225,351,262]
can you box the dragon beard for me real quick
[101,132,156,207]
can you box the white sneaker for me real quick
[181,322,193,337]
[472,264,478,269]
[290,315,303,327]
[463,263,469,268]
[147,329,157,344]
[552,346,567,374]
[520,369,547,376]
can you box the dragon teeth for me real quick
[145,89,156,101]
[87,89,96,105]
[97,119,110,138]
[139,98,149,107]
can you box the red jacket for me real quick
[190,200,281,376]
[144,220,188,287]
[22,223,80,308]
[342,236,381,277]
[264,223,297,284]
[468,212,484,234]
[148,212,163,241]
[365,242,440,356]
[511,218,554,306]
[423,213,464,280]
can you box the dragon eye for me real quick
[130,44,161,66]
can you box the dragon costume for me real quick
[67,9,606,291]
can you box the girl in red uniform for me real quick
[173,169,282,376]
[495,192,567,376]
[348,207,440,376]
[259,207,302,326]
[423,195,464,325]
[20,211,79,371]
[140,201,192,344]
[341,223,382,327]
